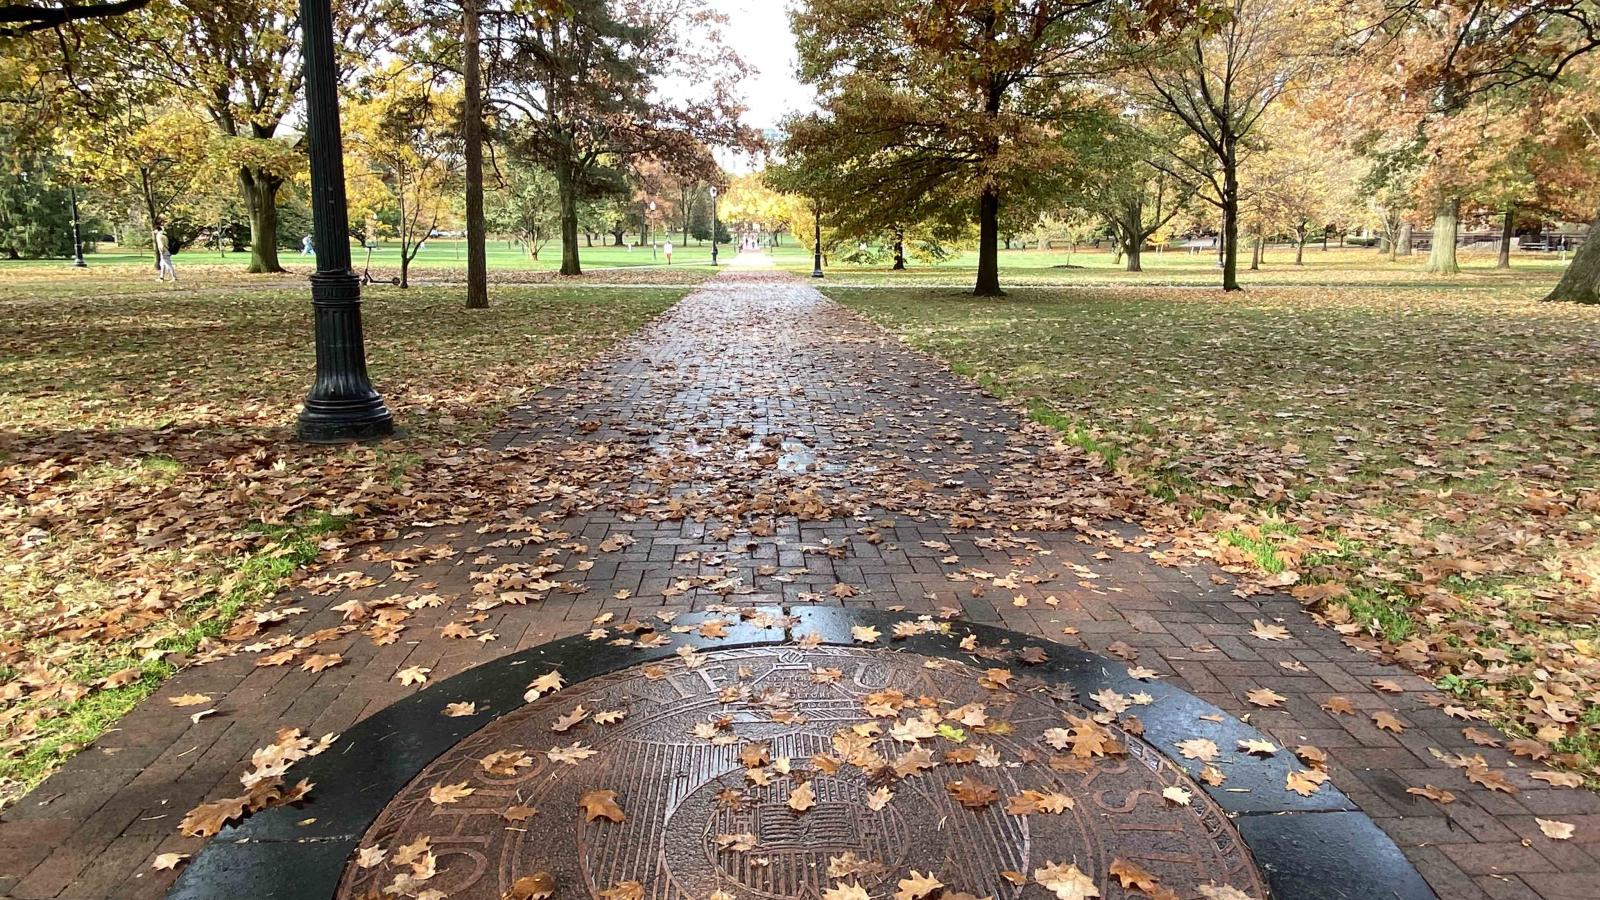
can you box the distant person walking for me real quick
[301,234,314,256]
[663,240,673,265]
[153,222,177,282]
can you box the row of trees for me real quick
[2,0,758,299]
[773,0,1600,300]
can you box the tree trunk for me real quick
[1250,230,1262,270]
[462,0,489,308]
[1220,141,1240,291]
[1125,241,1142,272]
[1425,199,1460,275]
[1544,204,1600,303]
[556,156,581,276]
[974,187,1003,296]
[1497,205,1513,269]
[892,228,906,270]
[1295,232,1306,265]
[139,167,161,270]
[1398,221,1412,256]
[239,167,284,274]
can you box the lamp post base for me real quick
[296,401,394,443]
[72,259,87,268]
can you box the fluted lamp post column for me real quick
[709,186,718,266]
[811,202,824,278]
[295,0,394,443]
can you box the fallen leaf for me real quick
[788,781,817,812]
[1537,818,1575,840]
[1034,860,1100,900]
[579,789,625,823]
[895,871,944,900]
[151,852,188,871]
[1250,619,1291,641]
[429,781,474,805]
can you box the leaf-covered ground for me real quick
[0,265,686,801]
[832,261,1600,776]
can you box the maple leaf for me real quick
[1108,858,1161,892]
[1285,768,1328,796]
[506,872,556,900]
[1006,789,1074,814]
[788,780,817,812]
[552,705,589,732]
[579,789,626,823]
[829,582,858,598]
[547,742,597,765]
[300,653,342,673]
[895,871,944,900]
[1161,785,1192,805]
[599,881,643,900]
[1537,818,1575,840]
[1406,785,1455,804]
[1245,687,1286,708]
[1034,860,1100,900]
[524,670,565,701]
[1176,738,1219,762]
[429,781,475,805]
[396,666,430,685]
[714,832,760,852]
[850,625,881,643]
[593,709,627,726]
[151,852,188,871]
[1321,696,1355,715]
[1238,738,1277,756]
[1529,770,1583,788]
[946,778,999,809]
[444,701,477,717]
[355,845,386,868]
[1249,619,1291,641]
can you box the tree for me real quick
[486,159,559,258]
[62,104,229,267]
[1069,115,1198,271]
[345,65,462,288]
[790,0,1185,296]
[1135,0,1332,290]
[493,0,754,276]
[0,128,82,258]
[77,0,382,273]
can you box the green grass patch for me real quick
[1,512,345,803]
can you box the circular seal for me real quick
[337,646,1265,899]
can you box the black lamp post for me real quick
[811,202,824,278]
[294,0,393,443]
[709,185,718,266]
[68,184,86,268]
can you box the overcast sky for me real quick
[702,0,814,130]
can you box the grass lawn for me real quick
[33,237,729,273]
[829,255,1600,774]
[0,265,685,803]
[785,241,1577,287]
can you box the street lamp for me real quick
[709,186,718,267]
[63,149,85,267]
[648,200,657,260]
[294,0,394,443]
[811,201,824,278]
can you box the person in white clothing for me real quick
[663,240,673,265]
[153,222,177,282]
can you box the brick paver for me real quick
[3,264,1597,899]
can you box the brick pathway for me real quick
[3,266,1597,899]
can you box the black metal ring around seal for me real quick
[167,606,1437,900]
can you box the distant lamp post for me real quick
[63,149,86,267]
[811,202,824,278]
[709,186,718,266]
[294,0,394,443]
[649,200,657,260]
